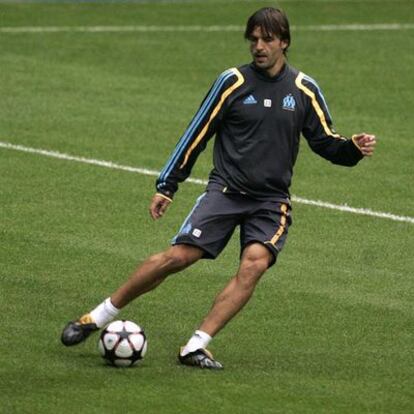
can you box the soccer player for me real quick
[61,7,376,369]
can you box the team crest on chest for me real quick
[282,94,296,111]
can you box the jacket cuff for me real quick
[351,135,364,154]
[348,138,364,162]
[156,190,174,202]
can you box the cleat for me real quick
[178,347,223,370]
[61,314,99,346]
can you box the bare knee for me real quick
[237,258,267,288]
[151,245,203,273]
[242,257,268,277]
[237,244,272,287]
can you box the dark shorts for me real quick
[172,182,292,266]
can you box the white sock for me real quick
[89,297,119,328]
[181,330,212,356]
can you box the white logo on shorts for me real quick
[192,228,202,238]
[264,99,272,108]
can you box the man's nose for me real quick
[255,39,265,50]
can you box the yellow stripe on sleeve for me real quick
[179,68,245,169]
[295,72,344,140]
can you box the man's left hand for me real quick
[353,133,376,157]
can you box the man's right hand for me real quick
[149,193,172,220]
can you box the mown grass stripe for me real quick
[1,140,412,224]
[1,23,414,33]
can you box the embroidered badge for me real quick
[282,94,296,111]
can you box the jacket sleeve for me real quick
[155,68,244,199]
[296,72,363,166]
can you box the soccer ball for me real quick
[98,320,147,367]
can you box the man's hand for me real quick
[352,133,377,157]
[149,193,172,220]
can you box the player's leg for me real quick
[61,244,203,346]
[110,244,203,308]
[179,200,290,369]
[200,243,271,335]
[178,243,271,369]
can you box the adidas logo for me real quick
[243,94,257,105]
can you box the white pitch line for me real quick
[1,140,413,224]
[293,23,414,31]
[1,23,414,34]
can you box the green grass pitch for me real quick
[0,1,413,413]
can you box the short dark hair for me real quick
[244,7,291,54]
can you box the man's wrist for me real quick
[156,191,174,203]
[351,135,363,153]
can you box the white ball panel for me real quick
[106,320,124,332]
[114,359,132,367]
[124,320,141,332]
[129,333,145,351]
[115,339,133,358]
[98,339,106,356]
[103,333,119,351]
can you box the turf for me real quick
[0,1,413,413]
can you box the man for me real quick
[61,7,376,369]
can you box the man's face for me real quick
[248,26,287,75]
